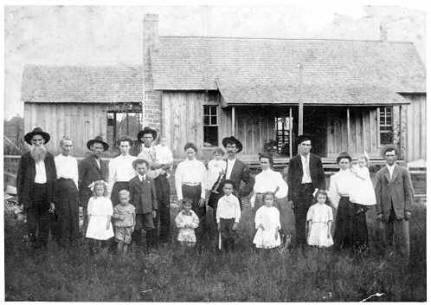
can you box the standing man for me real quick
[17,127,57,249]
[137,127,172,244]
[108,136,137,206]
[208,136,255,226]
[78,136,109,232]
[54,136,79,247]
[287,135,325,248]
[375,146,414,258]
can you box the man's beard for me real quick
[30,145,47,162]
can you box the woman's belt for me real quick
[182,182,201,187]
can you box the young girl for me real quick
[306,190,334,248]
[206,148,226,191]
[253,192,281,249]
[174,199,200,247]
[86,180,114,254]
[350,154,376,210]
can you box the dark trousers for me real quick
[383,205,410,258]
[219,218,237,251]
[132,213,155,248]
[292,183,314,246]
[26,183,51,247]
[154,174,171,243]
[182,184,206,243]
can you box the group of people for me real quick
[16,126,414,258]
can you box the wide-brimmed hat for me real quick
[336,151,352,163]
[87,136,109,151]
[222,136,243,153]
[24,127,50,145]
[296,134,312,146]
[137,127,157,143]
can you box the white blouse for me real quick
[175,158,207,200]
[328,169,357,209]
[108,154,137,193]
[253,169,288,199]
[54,154,78,188]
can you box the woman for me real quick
[328,152,368,251]
[251,153,288,210]
[175,143,207,241]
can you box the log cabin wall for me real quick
[24,103,109,156]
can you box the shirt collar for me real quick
[386,164,396,170]
[139,174,146,181]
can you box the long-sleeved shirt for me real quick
[216,194,241,223]
[175,158,206,200]
[34,160,47,184]
[108,154,137,193]
[253,169,288,199]
[54,154,78,188]
[328,169,357,208]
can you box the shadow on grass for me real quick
[4,203,426,301]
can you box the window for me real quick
[379,106,393,145]
[203,105,218,147]
[274,116,292,156]
[107,111,143,149]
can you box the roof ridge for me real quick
[23,64,142,69]
[159,35,414,44]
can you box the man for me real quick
[287,135,325,247]
[54,136,79,247]
[208,136,255,226]
[17,127,57,249]
[137,127,173,244]
[375,146,414,258]
[78,136,109,232]
[108,136,137,206]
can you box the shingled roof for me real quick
[152,37,426,96]
[22,65,143,103]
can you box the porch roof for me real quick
[217,83,410,107]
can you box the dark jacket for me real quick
[375,164,414,221]
[78,155,108,207]
[129,175,158,214]
[287,153,325,201]
[17,151,57,209]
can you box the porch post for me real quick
[346,107,351,152]
[399,105,403,159]
[297,63,304,135]
[231,106,236,136]
[289,107,293,158]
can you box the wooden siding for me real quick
[403,94,426,161]
[24,103,110,156]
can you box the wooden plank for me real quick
[231,106,236,136]
[289,107,293,158]
[346,108,350,152]
[420,96,426,159]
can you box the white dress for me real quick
[350,165,376,206]
[253,206,281,249]
[86,196,114,240]
[175,210,199,243]
[306,203,334,248]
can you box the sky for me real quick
[4,4,426,119]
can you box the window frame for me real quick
[203,104,219,147]
[378,106,394,146]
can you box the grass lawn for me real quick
[4,201,426,301]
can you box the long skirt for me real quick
[334,197,368,250]
[55,178,80,245]
[110,181,129,207]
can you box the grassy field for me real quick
[4,201,426,302]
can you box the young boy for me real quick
[216,179,241,252]
[112,190,136,255]
[129,159,158,250]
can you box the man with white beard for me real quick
[17,127,57,249]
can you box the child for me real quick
[85,180,114,254]
[306,190,334,248]
[154,136,173,178]
[175,199,200,247]
[216,180,241,252]
[253,192,281,249]
[129,159,158,250]
[206,148,226,191]
[112,189,136,254]
[350,154,376,212]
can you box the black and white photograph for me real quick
[3,2,427,302]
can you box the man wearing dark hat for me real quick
[17,127,57,249]
[208,136,254,228]
[137,127,172,245]
[78,136,109,232]
[287,135,325,248]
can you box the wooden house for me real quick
[22,14,426,163]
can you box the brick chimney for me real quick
[379,23,388,41]
[142,14,162,132]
